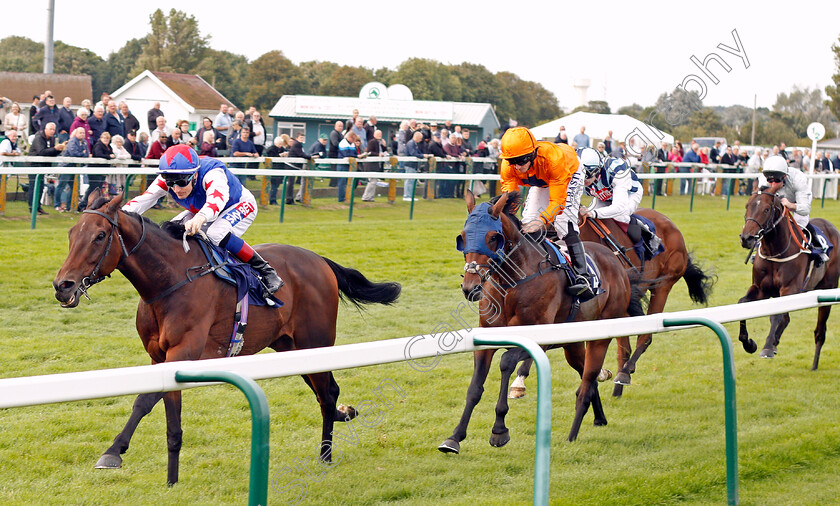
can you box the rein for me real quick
[744,192,802,263]
[78,209,146,300]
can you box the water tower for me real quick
[573,78,591,108]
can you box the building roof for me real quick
[110,70,234,112]
[0,71,92,105]
[269,95,499,129]
[530,112,674,147]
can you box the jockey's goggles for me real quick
[506,152,535,167]
[162,172,195,188]
[765,175,784,183]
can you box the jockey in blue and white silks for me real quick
[122,144,284,294]
[579,147,643,224]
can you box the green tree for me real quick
[0,36,41,73]
[391,58,451,100]
[320,65,375,97]
[618,103,645,120]
[53,42,107,98]
[572,100,611,114]
[133,9,208,74]
[245,50,307,111]
[825,34,840,123]
[495,72,538,127]
[298,61,340,95]
[450,62,513,115]
[195,49,249,106]
[773,86,835,138]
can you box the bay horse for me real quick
[738,188,840,368]
[438,191,643,454]
[510,208,715,397]
[52,193,401,485]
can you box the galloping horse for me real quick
[53,193,401,485]
[738,188,840,368]
[510,208,715,397]
[438,191,643,454]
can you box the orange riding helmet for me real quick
[500,127,539,165]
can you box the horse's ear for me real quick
[491,192,509,218]
[465,189,476,214]
[86,187,102,208]
[104,192,124,212]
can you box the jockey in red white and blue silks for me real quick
[122,144,284,293]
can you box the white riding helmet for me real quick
[762,155,789,177]
[578,147,603,178]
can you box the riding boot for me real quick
[564,231,596,301]
[247,251,285,294]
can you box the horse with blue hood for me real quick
[440,190,644,454]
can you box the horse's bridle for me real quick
[78,209,146,300]
[743,192,793,263]
[464,259,500,283]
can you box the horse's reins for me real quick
[744,192,809,264]
[79,209,146,300]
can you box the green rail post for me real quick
[689,175,696,212]
[175,370,270,506]
[347,157,357,222]
[473,335,551,506]
[725,176,733,211]
[279,176,288,223]
[821,178,828,208]
[30,174,42,230]
[409,179,418,220]
[650,164,657,210]
[817,295,840,303]
[663,317,738,506]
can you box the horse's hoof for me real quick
[438,439,460,454]
[597,369,613,382]
[743,339,758,354]
[94,454,123,469]
[614,372,631,386]
[338,404,358,421]
[612,383,624,397]
[594,418,608,427]
[508,386,526,399]
[760,348,776,359]
[489,430,510,448]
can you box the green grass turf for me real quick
[1,189,839,505]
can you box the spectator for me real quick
[328,121,344,159]
[461,128,474,156]
[681,143,701,195]
[28,122,66,214]
[146,132,169,159]
[119,102,140,134]
[337,131,359,202]
[364,115,378,144]
[719,146,737,197]
[654,141,669,196]
[28,96,40,135]
[230,127,258,184]
[124,130,143,162]
[675,140,684,157]
[554,125,567,144]
[308,134,328,157]
[345,109,360,134]
[612,141,626,159]
[226,120,243,152]
[604,130,613,153]
[58,97,74,142]
[264,135,289,205]
[150,115,172,143]
[668,145,682,165]
[0,95,11,135]
[350,117,367,148]
[573,126,590,148]
[0,129,22,162]
[441,132,464,199]
[199,130,217,157]
[147,102,164,131]
[80,99,93,117]
[709,140,721,164]
[33,95,61,132]
[245,111,266,155]
[745,148,762,195]
[788,148,803,169]
[137,132,149,159]
[361,129,384,202]
[3,102,29,142]
[213,104,231,146]
[170,127,183,146]
[284,132,314,204]
[87,131,115,203]
[56,127,89,211]
[96,92,112,110]
[778,142,788,160]
[88,106,107,149]
[176,120,192,143]
[108,134,131,195]
[105,101,125,138]
[802,148,811,172]
[196,117,220,151]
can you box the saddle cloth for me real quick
[197,239,283,307]
[545,240,603,291]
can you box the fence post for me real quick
[175,370,270,506]
[388,156,398,203]
[663,317,738,506]
[259,158,270,207]
[472,335,552,506]
[426,158,436,200]
[30,174,42,230]
[0,174,6,215]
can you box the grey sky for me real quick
[6,0,838,115]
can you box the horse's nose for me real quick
[53,278,76,299]
[462,283,482,301]
[740,235,754,249]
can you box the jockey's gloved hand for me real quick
[184,214,207,235]
[521,220,546,234]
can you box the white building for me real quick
[110,70,235,134]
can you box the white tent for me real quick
[530,112,675,152]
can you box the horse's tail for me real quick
[321,257,401,309]
[684,254,716,305]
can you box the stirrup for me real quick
[566,276,596,301]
